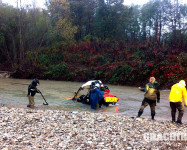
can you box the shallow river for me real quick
[0,78,186,122]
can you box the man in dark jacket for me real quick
[137,77,160,120]
[27,78,39,108]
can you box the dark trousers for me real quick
[170,102,184,122]
[138,98,156,119]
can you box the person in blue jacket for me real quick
[90,82,104,109]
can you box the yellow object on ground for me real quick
[105,97,117,102]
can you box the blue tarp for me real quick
[90,88,103,109]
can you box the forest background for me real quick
[0,0,186,88]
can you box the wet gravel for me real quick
[0,106,187,150]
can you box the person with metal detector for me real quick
[27,78,40,108]
[27,78,49,108]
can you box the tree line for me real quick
[0,0,186,87]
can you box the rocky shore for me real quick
[0,106,187,150]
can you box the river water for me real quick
[0,78,186,122]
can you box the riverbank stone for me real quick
[0,106,187,149]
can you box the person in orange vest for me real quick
[169,80,187,124]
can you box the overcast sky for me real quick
[2,0,47,8]
[2,0,187,8]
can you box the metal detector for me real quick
[37,89,49,105]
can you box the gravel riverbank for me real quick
[0,106,187,150]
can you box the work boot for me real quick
[176,111,184,124]
[151,112,155,120]
[137,111,143,118]
[176,120,182,124]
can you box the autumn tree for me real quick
[47,0,77,44]
[0,4,19,63]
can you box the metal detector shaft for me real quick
[37,89,48,105]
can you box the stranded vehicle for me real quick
[71,80,119,107]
